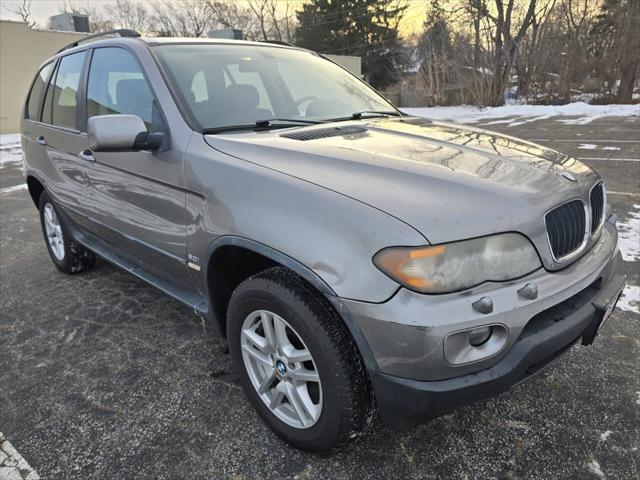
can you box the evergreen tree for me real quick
[295,0,408,90]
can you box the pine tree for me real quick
[295,0,408,90]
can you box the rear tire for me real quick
[227,266,375,452]
[38,191,95,274]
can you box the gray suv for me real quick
[21,30,626,451]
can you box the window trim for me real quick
[24,59,56,122]
[82,45,171,150]
[40,49,88,132]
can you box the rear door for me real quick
[34,50,92,225]
[22,59,55,184]
[79,46,191,285]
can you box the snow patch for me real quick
[0,184,27,194]
[402,102,640,127]
[618,286,639,315]
[0,133,23,168]
[617,204,640,262]
[0,133,21,144]
[586,460,605,479]
[578,144,598,150]
[599,430,613,441]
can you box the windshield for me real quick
[152,43,397,131]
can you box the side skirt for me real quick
[58,207,210,318]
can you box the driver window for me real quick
[87,47,159,130]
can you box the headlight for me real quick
[373,233,541,294]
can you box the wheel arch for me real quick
[203,236,333,335]
[203,235,378,371]
[26,174,45,209]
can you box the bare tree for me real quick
[514,0,556,98]
[207,0,295,42]
[613,0,640,102]
[246,0,270,40]
[4,0,37,28]
[104,0,152,33]
[151,0,213,37]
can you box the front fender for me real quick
[184,134,427,303]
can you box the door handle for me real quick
[78,149,95,162]
[36,136,47,146]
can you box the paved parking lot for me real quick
[1,116,638,479]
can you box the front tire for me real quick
[38,191,95,274]
[227,267,375,451]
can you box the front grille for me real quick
[545,200,586,259]
[590,182,605,233]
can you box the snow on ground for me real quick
[578,144,621,151]
[0,133,23,169]
[585,460,605,480]
[618,285,639,314]
[0,184,28,194]
[618,204,640,262]
[402,102,640,127]
[616,204,640,314]
[599,430,613,442]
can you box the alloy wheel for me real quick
[43,203,65,261]
[240,309,322,429]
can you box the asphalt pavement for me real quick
[0,116,638,479]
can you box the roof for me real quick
[141,37,302,50]
[54,31,304,57]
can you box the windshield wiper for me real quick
[255,118,323,127]
[324,110,403,122]
[350,110,402,119]
[203,118,321,135]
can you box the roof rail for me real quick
[56,29,141,54]
[260,40,294,47]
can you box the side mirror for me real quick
[87,114,163,152]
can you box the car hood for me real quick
[204,117,600,246]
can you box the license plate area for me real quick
[597,283,624,332]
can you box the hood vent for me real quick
[281,126,367,141]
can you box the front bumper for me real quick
[342,221,625,428]
[370,252,625,428]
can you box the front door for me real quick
[79,46,191,286]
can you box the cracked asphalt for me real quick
[0,116,638,479]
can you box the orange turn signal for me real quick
[373,245,446,290]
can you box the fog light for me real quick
[444,324,508,365]
[468,326,493,346]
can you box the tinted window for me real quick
[49,51,86,129]
[87,48,154,127]
[27,62,54,120]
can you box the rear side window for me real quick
[26,62,54,120]
[43,51,86,129]
[87,47,155,127]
